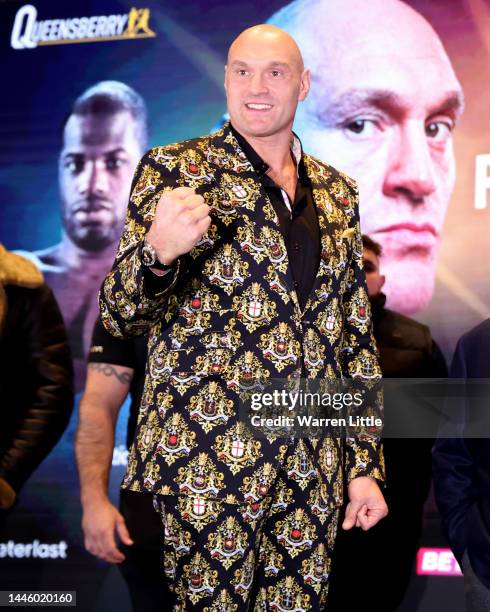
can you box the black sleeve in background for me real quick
[432,336,473,563]
[88,316,148,451]
[0,284,74,492]
[88,316,137,368]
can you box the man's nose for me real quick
[248,72,268,96]
[382,122,437,202]
[78,160,109,195]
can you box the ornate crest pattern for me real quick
[187,381,234,433]
[259,322,301,372]
[100,121,384,515]
[233,282,277,333]
[275,508,317,558]
[151,468,339,607]
[155,412,196,466]
[176,452,225,498]
[213,422,262,475]
[206,516,249,569]
[204,244,248,295]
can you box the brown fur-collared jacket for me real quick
[0,245,73,509]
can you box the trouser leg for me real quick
[150,440,341,610]
[253,472,339,611]
[119,490,171,612]
[153,494,264,610]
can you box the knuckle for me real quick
[181,211,192,225]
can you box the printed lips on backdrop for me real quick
[0,1,488,610]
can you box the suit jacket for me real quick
[433,319,490,589]
[100,123,384,509]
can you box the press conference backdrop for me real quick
[1,0,489,609]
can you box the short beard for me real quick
[63,216,122,253]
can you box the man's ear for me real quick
[224,64,228,94]
[379,274,386,291]
[299,68,310,101]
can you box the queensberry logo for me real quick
[11,4,156,50]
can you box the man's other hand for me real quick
[342,476,388,531]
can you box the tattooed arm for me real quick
[75,362,134,563]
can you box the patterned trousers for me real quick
[152,469,339,610]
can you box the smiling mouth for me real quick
[245,103,273,110]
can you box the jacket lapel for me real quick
[207,124,296,305]
[301,155,351,315]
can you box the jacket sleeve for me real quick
[339,178,385,484]
[0,284,74,498]
[99,149,181,339]
[432,337,474,563]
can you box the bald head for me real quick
[271,0,455,80]
[268,0,464,315]
[227,24,304,72]
[224,24,310,142]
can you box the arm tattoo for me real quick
[88,362,132,384]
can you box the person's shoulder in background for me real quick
[452,318,490,378]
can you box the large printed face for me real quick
[275,0,464,314]
[59,111,142,252]
[224,28,309,141]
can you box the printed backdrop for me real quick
[1,0,489,609]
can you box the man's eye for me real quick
[237,69,248,76]
[341,117,380,140]
[426,120,453,141]
[363,262,375,272]
[106,158,124,170]
[66,159,84,173]
[271,70,281,77]
[345,119,370,134]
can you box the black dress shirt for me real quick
[231,124,320,311]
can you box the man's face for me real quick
[59,111,142,253]
[289,3,463,314]
[363,247,385,298]
[224,29,309,141]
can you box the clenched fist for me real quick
[146,186,211,265]
[342,476,388,531]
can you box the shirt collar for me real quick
[230,123,307,183]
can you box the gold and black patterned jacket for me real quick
[100,122,384,507]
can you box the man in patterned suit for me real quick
[100,24,387,610]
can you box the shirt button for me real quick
[294,242,300,252]
[293,281,299,289]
